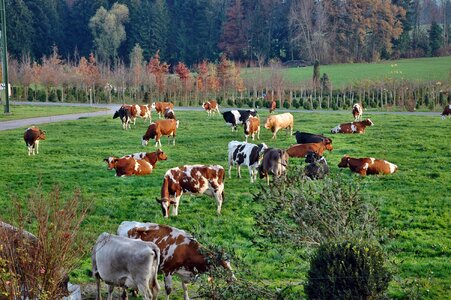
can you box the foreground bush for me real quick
[305,240,391,300]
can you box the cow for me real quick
[222,109,257,131]
[24,126,46,156]
[331,118,374,134]
[117,222,236,300]
[264,113,294,139]
[103,152,148,170]
[110,150,168,177]
[202,100,220,116]
[303,151,329,180]
[92,232,160,300]
[441,104,451,119]
[136,104,152,124]
[338,155,398,176]
[352,103,363,121]
[244,115,261,142]
[113,106,132,130]
[142,119,179,147]
[228,141,268,183]
[151,102,174,119]
[156,165,225,217]
[164,108,176,120]
[294,131,332,145]
[286,141,333,158]
[269,100,276,113]
[258,148,289,185]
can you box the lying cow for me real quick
[264,112,294,139]
[202,100,220,116]
[151,102,174,119]
[222,109,257,131]
[338,155,398,176]
[352,103,363,121]
[304,152,329,180]
[228,141,268,183]
[286,140,333,158]
[118,222,236,300]
[164,108,176,120]
[294,131,332,145]
[142,119,179,147]
[107,150,168,177]
[24,126,46,156]
[103,152,148,170]
[244,115,260,142]
[331,118,374,134]
[441,104,451,119]
[258,148,289,185]
[157,165,225,217]
[113,106,132,130]
[92,232,160,300]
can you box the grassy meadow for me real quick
[0,104,106,121]
[0,109,449,298]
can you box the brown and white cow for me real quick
[164,107,176,120]
[151,102,174,119]
[264,113,294,139]
[331,118,374,134]
[24,126,46,156]
[156,165,225,217]
[258,148,289,185]
[103,152,148,170]
[142,119,179,147]
[441,104,451,119]
[122,104,152,125]
[269,100,277,113]
[338,155,398,176]
[244,115,260,142]
[202,100,220,116]
[352,103,363,121]
[118,222,235,300]
[286,141,333,158]
[109,150,168,177]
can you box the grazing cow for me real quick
[136,104,152,124]
[164,108,176,120]
[24,126,46,156]
[352,103,363,121]
[244,115,261,142]
[222,109,257,131]
[202,100,220,116]
[92,232,160,300]
[151,102,174,119]
[441,104,451,119]
[142,119,179,147]
[269,100,277,113]
[294,131,332,145]
[113,106,132,130]
[156,165,225,217]
[338,155,398,176]
[264,113,294,139]
[110,150,168,177]
[228,141,268,183]
[331,118,374,134]
[304,152,329,180]
[118,222,236,300]
[258,148,289,185]
[286,141,333,158]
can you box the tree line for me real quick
[4,0,451,66]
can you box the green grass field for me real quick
[243,56,451,88]
[0,105,106,121]
[0,110,449,299]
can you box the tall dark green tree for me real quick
[429,21,443,56]
[5,0,34,58]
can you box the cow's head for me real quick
[151,102,156,109]
[257,143,268,156]
[324,142,333,151]
[142,137,149,146]
[305,151,320,164]
[364,118,374,126]
[156,149,168,161]
[103,157,118,170]
[38,129,46,140]
[264,116,273,129]
[338,155,350,168]
[202,102,210,110]
[113,110,120,119]
[156,198,176,218]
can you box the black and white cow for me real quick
[228,141,268,183]
[222,109,257,131]
[113,106,132,130]
[304,151,329,180]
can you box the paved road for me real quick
[0,101,442,131]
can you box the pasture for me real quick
[0,104,106,121]
[0,108,449,299]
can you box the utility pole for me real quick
[0,0,9,114]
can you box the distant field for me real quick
[0,110,449,299]
[0,105,106,121]
[243,56,451,88]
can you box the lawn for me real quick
[0,104,107,121]
[0,110,449,299]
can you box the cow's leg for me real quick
[266,174,270,185]
[96,276,102,300]
[215,190,223,214]
[245,135,248,143]
[107,284,114,300]
[237,165,241,178]
[27,145,32,156]
[173,194,181,216]
[248,166,254,183]
[137,282,151,300]
[228,162,232,179]
[36,141,39,154]
[164,275,173,300]
[182,281,190,300]
[173,134,176,145]
[120,288,128,300]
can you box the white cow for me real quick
[228,141,268,183]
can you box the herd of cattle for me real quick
[17,101,450,299]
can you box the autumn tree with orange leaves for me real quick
[175,62,191,101]
[148,50,169,100]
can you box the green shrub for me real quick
[227,99,234,107]
[36,90,46,102]
[305,240,391,300]
[321,99,329,109]
[292,99,300,108]
[332,102,339,110]
[283,101,290,109]
[48,91,58,102]
[255,100,262,108]
[303,101,313,110]
[312,100,319,109]
[235,99,243,108]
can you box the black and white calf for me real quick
[113,106,132,130]
[228,141,268,183]
[304,151,329,180]
[222,109,257,131]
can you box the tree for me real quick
[429,21,444,56]
[175,62,191,101]
[129,43,145,101]
[89,3,129,63]
[219,0,247,60]
[312,59,320,88]
[5,0,34,58]
[148,50,169,99]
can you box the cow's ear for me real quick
[103,158,108,162]
[169,200,176,205]
[155,198,162,203]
